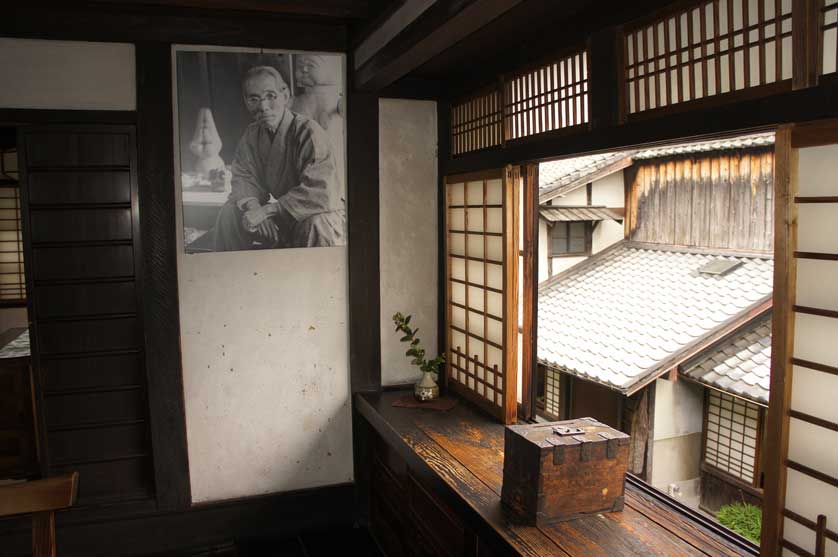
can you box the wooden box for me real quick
[501,417,630,525]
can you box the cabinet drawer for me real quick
[408,473,465,557]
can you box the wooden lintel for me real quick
[354,0,524,91]
[0,472,78,518]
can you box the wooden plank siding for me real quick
[625,148,775,252]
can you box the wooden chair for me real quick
[0,472,78,557]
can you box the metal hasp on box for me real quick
[501,417,630,526]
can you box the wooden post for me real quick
[520,163,538,420]
[502,164,520,424]
[791,0,824,90]
[760,126,797,557]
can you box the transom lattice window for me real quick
[445,167,519,423]
[703,390,762,485]
[625,0,793,116]
[451,89,503,156]
[504,50,589,141]
[0,149,25,305]
[450,47,589,156]
[824,0,838,75]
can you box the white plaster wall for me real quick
[173,56,352,503]
[590,171,625,207]
[0,38,135,110]
[538,220,550,283]
[653,378,704,441]
[378,99,438,386]
[550,188,587,207]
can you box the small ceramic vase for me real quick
[414,371,440,402]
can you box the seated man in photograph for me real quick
[214,65,345,251]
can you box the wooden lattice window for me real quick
[542,366,561,420]
[824,0,838,75]
[624,0,793,117]
[703,390,763,486]
[503,50,589,141]
[450,88,503,156]
[444,167,519,423]
[0,149,25,305]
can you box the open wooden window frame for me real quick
[443,166,520,424]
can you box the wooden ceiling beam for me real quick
[354,0,524,92]
[84,0,386,19]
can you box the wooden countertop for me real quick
[356,390,757,557]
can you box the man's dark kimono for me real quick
[214,107,345,250]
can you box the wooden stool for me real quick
[0,472,78,557]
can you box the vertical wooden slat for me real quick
[445,178,453,385]
[728,0,737,91]
[700,2,709,98]
[775,0,783,81]
[502,165,519,425]
[760,125,797,556]
[687,6,697,101]
[676,13,685,103]
[815,514,827,557]
[634,30,643,111]
[758,0,766,86]
[32,511,56,557]
[521,164,536,421]
[743,0,752,88]
[664,15,673,106]
[653,21,661,109]
[642,26,651,112]
[483,180,489,401]
[714,0,723,94]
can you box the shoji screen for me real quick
[763,122,838,557]
[825,0,838,76]
[444,167,519,424]
[624,0,793,117]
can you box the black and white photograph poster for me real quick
[174,46,346,253]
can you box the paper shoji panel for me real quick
[451,88,503,156]
[770,127,838,557]
[703,390,762,485]
[503,50,589,141]
[824,0,838,76]
[445,167,519,423]
[542,366,561,420]
[624,0,793,116]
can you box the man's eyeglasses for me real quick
[245,90,285,107]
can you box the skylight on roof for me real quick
[698,259,743,276]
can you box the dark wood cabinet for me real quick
[368,427,478,557]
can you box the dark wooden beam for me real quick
[2,5,347,51]
[84,0,387,19]
[136,42,192,512]
[347,76,381,394]
[354,0,524,91]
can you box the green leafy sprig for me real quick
[392,312,445,374]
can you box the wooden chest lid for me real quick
[505,417,630,450]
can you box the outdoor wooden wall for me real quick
[625,148,774,252]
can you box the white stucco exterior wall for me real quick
[378,99,439,386]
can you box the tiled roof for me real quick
[539,151,633,201]
[538,242,774,394]
[632,132,775,159]
[539,206,623,223]
[682,312,772,405]
[538,132,774,202]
